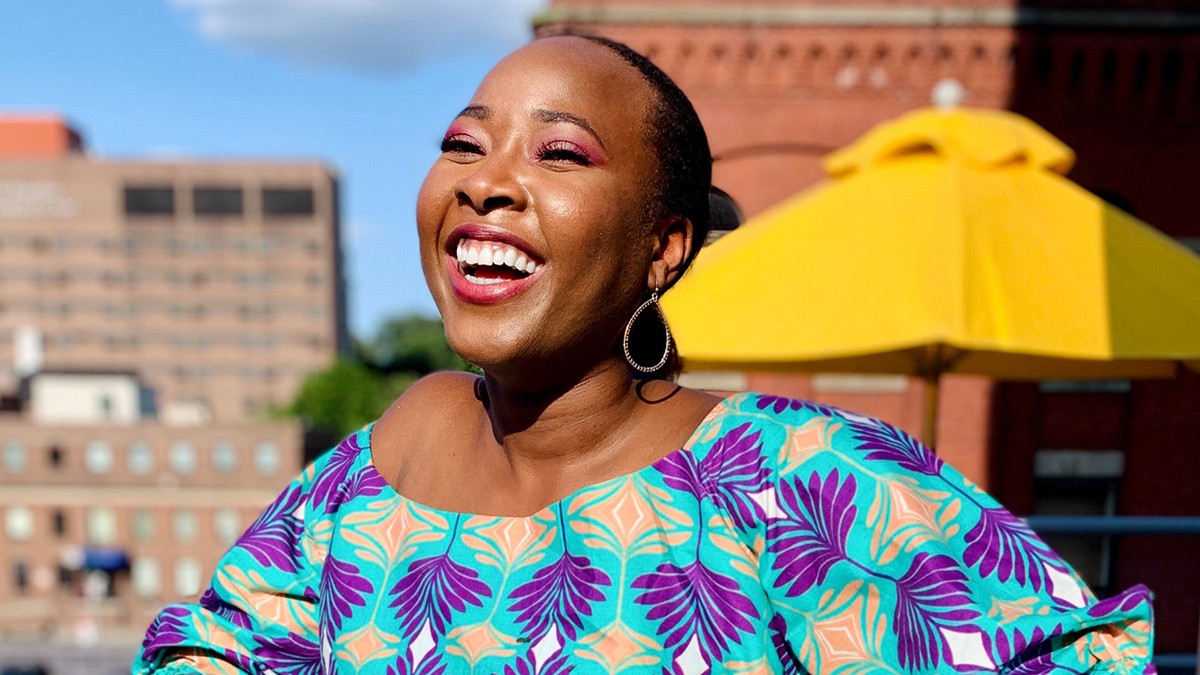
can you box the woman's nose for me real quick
[453,153,527,215]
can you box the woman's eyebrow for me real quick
[533,109,606,149]
[456,105,490,120]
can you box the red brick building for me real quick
[537,0,1200,659]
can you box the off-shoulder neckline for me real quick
[362,394,735,521]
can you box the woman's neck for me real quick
[482,358,642,450]
[479,357,649,475]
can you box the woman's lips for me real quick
[444,225,544,304]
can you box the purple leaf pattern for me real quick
[755,395,804,414]
[632,560,759,661]
[234,480,307,574]
[308,435,366,514]
[217,647,257,674]
[768,469,858,597]
[344,463,388,501]
[255,631,322,675]
[320,553,374,631]
[994,625,1062,673]
[1087,585,1152,618]
[199,587,252,630]
[963,505,1054,591]
[657,422,770,529]
[502,655,535,675]
[768,613,801,675]
[891,553,980,671]
[133,396,1155,675]
[141,605,190,654]
[755,395,844,420]
[508,508,612,640]
[850,417,944,477]
[387,517,493,638]
[502,651,573,675]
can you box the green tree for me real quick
[285,313,473,445]
[287,358,414,440]
[360,314,469,375]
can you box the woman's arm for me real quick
[752,397,1154,674]
[134,430,369,674]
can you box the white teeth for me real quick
[454,238,541,278]
[464,274,506,285]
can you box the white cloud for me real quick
[171,0,548,75]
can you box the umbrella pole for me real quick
[921,372,940,451]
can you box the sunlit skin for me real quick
[370,37,720,517]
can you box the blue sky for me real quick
[0,0,545,337]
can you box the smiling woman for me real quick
[134,36,1155,675]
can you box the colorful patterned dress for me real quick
[136,392,1155,674]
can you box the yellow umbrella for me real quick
[664,106,1200,445]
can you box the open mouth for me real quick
[455,238,542,285]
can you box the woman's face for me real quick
[417,37,669,384]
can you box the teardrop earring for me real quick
[622,286,673,374]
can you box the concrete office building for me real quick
[0,116,347,422]
[0,116,345,650]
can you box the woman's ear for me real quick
[647,214,694,291]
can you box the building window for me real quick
[1132,50,1150,96]
[4,506,34,542]
[1033,449,1124,597]
[193,186,244,217]
[174,557,203,597]
[127,441,154,475]
[84,440,114,474]
[212,442,237,474]
[47,444,63,469]
[124,186,175,216]
[132,557,161,598]
[14,561,28,593]
[173,509,198,544]
[169,441,197,475]
[3,440,26,473]
[132,509,155,541]
[213,508,240,545]
[86,507,117,546]
[52,509,67,538]
[254,442,281,476]
[262,188,315,217]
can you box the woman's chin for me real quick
[445,324,530,373]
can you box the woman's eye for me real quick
[536,141,592,166]
[440,135,482,155]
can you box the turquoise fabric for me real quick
[136,392,1155,674]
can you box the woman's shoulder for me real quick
[369,371,482,481]
[696,390,899,461]
[698,390,946,486]
[706,390,865,430]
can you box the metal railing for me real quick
[1024,515,1200,674]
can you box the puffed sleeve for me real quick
[133,432,367,675]
[750,395,1155,674]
